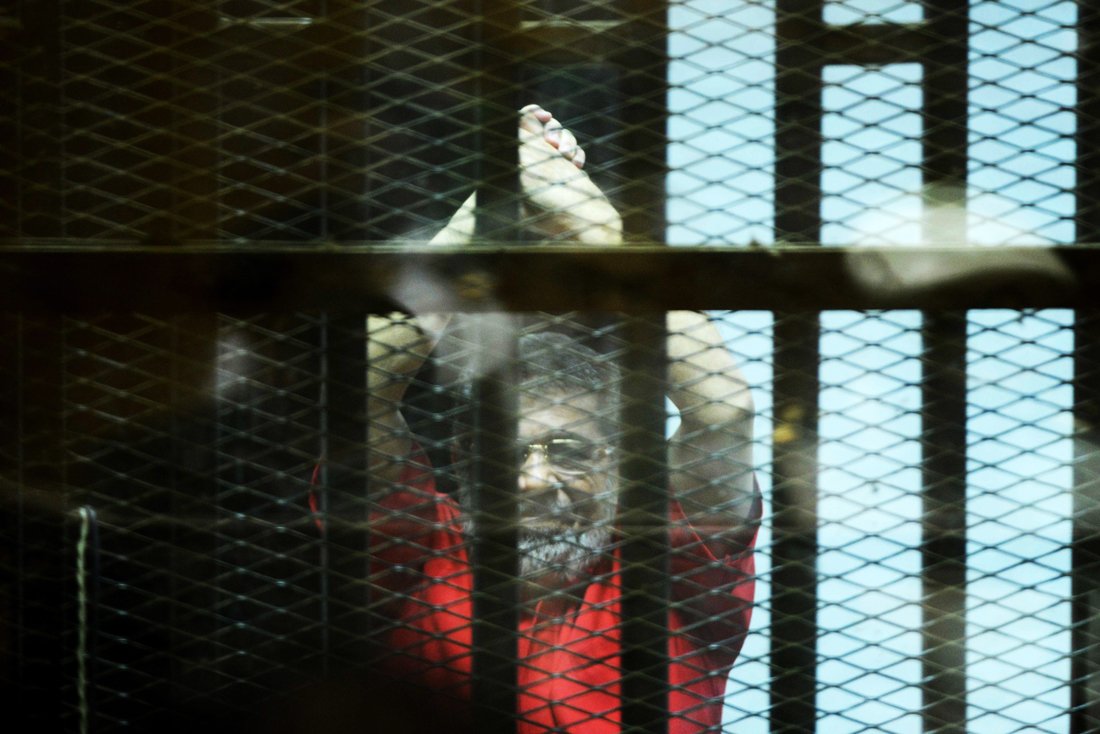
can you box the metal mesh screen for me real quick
[3,307,1091,732]
[4,1,1100,734]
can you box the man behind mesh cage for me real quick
[308,105,761,734]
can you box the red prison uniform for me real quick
[359,457,760,734]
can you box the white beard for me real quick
[458,481,617,591]
[517,523,612,583]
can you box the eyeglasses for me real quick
[520,436,614,476]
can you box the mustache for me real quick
[517,524,612,582]
[518,488,613,527]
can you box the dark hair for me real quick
[454,330,621,437]
[518,332,619,400]
[438,330,621,496]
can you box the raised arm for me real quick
[516,104,622,246]
[666,311,755,531]
[500,106,756,528]
[366,104,621,488]
[365,312,442,488]
[363,177,475,488]
[431,105,624,247]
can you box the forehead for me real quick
[518,392,608,440]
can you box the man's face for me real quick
[514,391,618,584]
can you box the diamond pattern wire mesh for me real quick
[970,1,1077,246]
[3,1,1100,733]
[42,313,331,730]
[3,307,1087,732]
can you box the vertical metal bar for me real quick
[167,314,222,713]
[1072,307,1100,733]
[619,314,670,734]
[173,6,219,240]
[1072,6,1100,731]
[616,0,669,244]
[317,313,331,677]
[128,0,178,243]
[769,314,821,734]
[324,315,373,671]
[10,315,68,730]
[321,0,371,241]
[0,6,20,239]
[470,3,521,732]
[469,325,519,734]
[17,0,63,239]
[5,11,65,722]
[919,313,968,734]
[919,4,970,732]
[613,4,670,729]
[0,314,19,713]
[774,0,825,247]
[771,2,823,732]
[474,0,522,243]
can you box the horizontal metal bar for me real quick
[215,16,316,30]
[0,245,1095,312]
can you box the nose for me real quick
[519,446,554,494]
[520,446,574,498]
[519,450,574,517]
